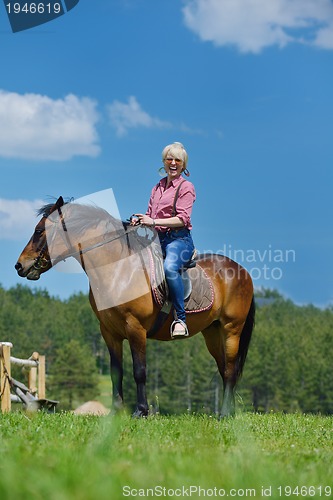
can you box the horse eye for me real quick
[35,228,44,236]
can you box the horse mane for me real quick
[36,198,154,256]
[37,198,124,237]
[36,201,61,218]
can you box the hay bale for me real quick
[74,400,110,416]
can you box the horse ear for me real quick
[55,196,64,208]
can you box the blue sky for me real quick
[0,0,332,307]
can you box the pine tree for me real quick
[48,339,99,410]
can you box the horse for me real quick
[15,196,255,418]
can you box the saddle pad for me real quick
[183,266,214,314]
[148,247,214,314]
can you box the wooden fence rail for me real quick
[0,342,46,413]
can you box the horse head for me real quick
[15,195,126,282]
[15,196,65,280]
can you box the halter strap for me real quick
[58,206,72,249]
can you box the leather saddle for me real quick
[147,243,214,338]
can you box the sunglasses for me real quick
[164,158,183,164]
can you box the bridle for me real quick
[33,239,51,271]
[33,208,148,271]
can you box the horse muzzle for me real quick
[15,261,41,281]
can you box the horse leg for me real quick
[221,296,255,417]
[201,321,231,416]
[100,323,124,413]
[127,328,149,418]
[202,320,243,418]
[222,315,254,417]
[108,341,124,413]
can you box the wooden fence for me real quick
[0,342,48,412]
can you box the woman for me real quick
[133,142,196,338]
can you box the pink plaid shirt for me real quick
[146,176,196,231]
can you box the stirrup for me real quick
[170,319,189,339]
[182,249,197,270]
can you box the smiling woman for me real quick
[132,142,196,338]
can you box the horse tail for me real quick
[235,296,255,380]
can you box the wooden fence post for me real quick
[38,355,46,400]
[1,343,50,411]
[27,352,39,395]
[0,342,13,413]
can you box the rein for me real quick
[34,212,148,270]
[51,226,137,266]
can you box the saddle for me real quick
[147,243,214,337]
[150,244,196,304]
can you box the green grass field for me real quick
[0,412,332,499]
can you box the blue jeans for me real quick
[158,229,195,323]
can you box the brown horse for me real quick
[15,196,255,417]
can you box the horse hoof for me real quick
[132,407,148,418]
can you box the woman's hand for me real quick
[130,214,184,228]
[131,214,155,227]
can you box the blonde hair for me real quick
[161,142,188,170]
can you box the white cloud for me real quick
[0,90,100,161]
[107,96,171,136]
[0,198,43,241]
[182,0,333,53]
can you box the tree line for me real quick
[0,284,332,413]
